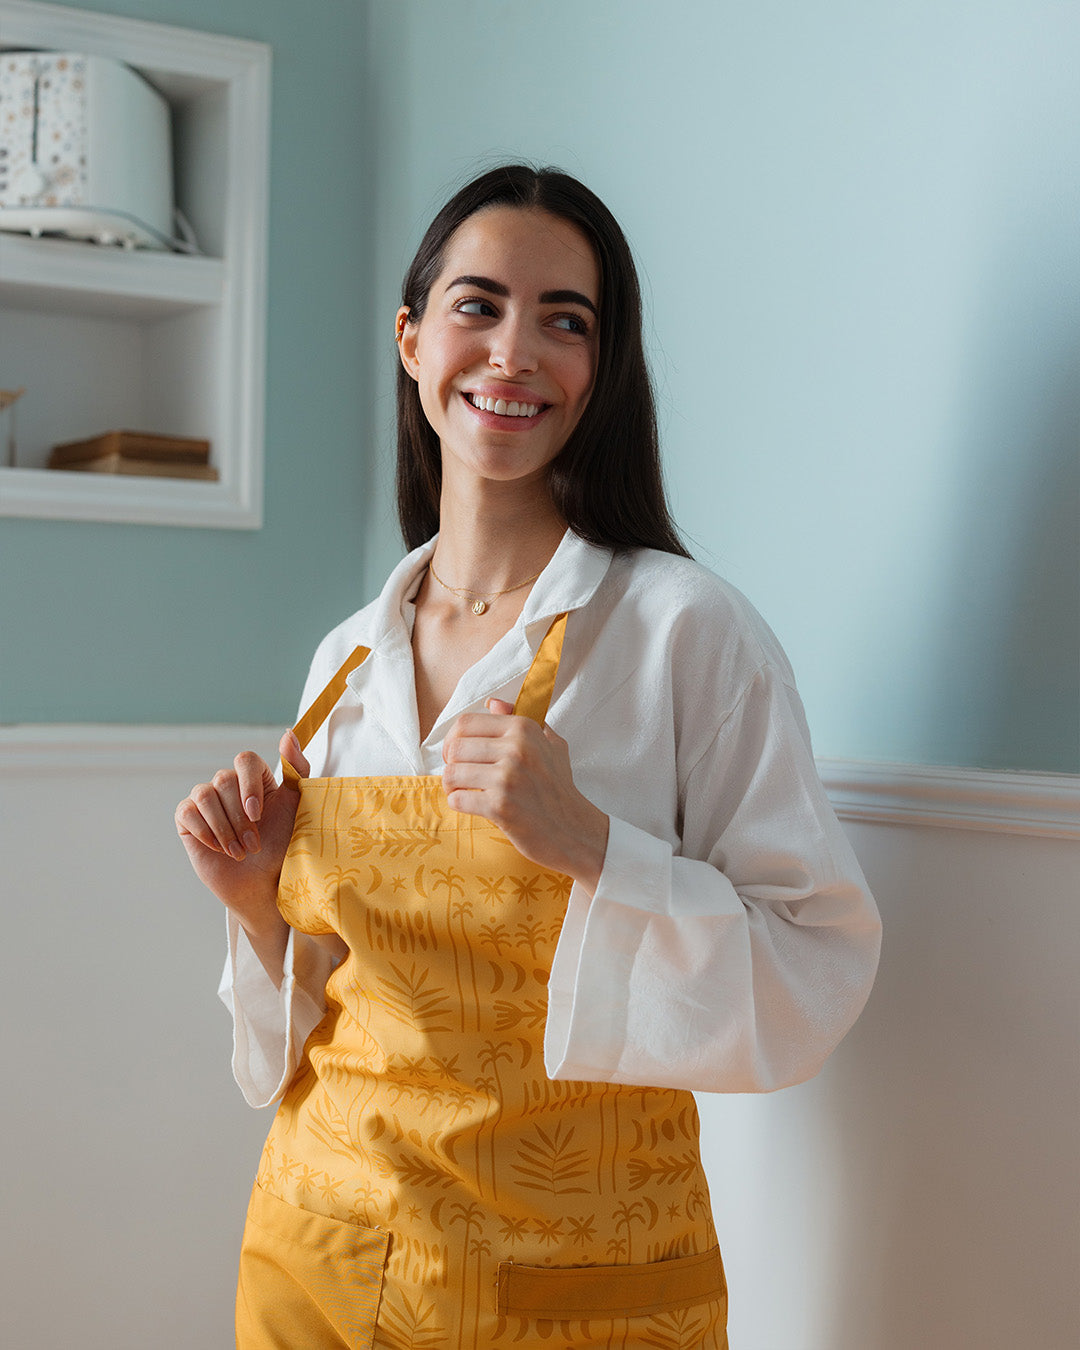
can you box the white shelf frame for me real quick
[0,0,270,528]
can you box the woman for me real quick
[177,164,880,1349]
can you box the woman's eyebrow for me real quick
[541,289,598,317]
[445,275,597,317]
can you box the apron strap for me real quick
[513,612,568,726]
[281,611,569,783]
[282,645,371,784]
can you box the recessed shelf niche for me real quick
[0,0,270,527]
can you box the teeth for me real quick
[469,394,541,418]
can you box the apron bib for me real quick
[236,616,728,1349]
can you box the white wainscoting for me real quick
[2,728,1077,1350]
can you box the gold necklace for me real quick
[427,560,543,616]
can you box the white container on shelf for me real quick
[0,50,175,250]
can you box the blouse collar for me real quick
[342,530,613,765]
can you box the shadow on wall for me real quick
[823,820,1079,1350]
[928,225,1080,773]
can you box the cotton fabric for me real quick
[220,529,880,1107]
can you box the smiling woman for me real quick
[397,206,600,506]
[175,163,881,1349]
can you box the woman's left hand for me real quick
[443,700,609,894]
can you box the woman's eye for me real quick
[454,298,496,317]
[551,313,589,335]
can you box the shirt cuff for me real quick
[545,814,748,1085]
[218,914,333,1108]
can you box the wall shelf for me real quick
[0,1,270,528]
[0,234,225,315]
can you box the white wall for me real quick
[0,730,275,1348]
[3,730,1076,1349]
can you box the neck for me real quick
[432,475,566,592]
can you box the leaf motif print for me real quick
[510,874,543,904]
[376,1286,446,1348]
[306,1093,363,1163]
[627,1151,700,1191]
[531,1215,564,1247]
[361,827,440,859]
[276,874,314,926]
[476,875,507,905]
[315,1172,343,1207]
[375,962,453,1031]
[372,1151,456,1190]
[494,998,548,1032]
[496,1214,530,1245]
[347,828,374,859]
[290,803,322,839]
[510,1121,590,1195]
[566,1213,597,1246]
[639,1306,717,1348]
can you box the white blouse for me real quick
[220,529,881,1107]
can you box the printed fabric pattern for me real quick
[238,622,728,1348]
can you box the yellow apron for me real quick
[236,615,728,1348]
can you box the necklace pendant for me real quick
[471,599,488,616]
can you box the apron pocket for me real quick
[496,1245,726,1319]
[237,1182,390,1350]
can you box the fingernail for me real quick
[228,841,244,861]
[244,796,261,821]
[242,830,259,853]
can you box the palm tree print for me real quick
[478,921,511,955]
[447,1201,484,1349]
[612,1196,659,1262]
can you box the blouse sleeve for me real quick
[216,640,346,1108]
[219,916,346,1108]
[544,662,881,1093]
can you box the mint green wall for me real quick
[0,0,374,724]
[361,0,1079,774]
[3,1,1076,773]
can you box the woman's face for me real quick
[398,206,600,493]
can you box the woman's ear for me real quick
[396,306,420,380]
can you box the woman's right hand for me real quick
[175,731,309,942]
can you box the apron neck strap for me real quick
[513,612,567,726]
[282,644,371,784]
[282,611,569,784]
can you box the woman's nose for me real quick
[487,319,537,376]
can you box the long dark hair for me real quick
[396,163,690,558]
